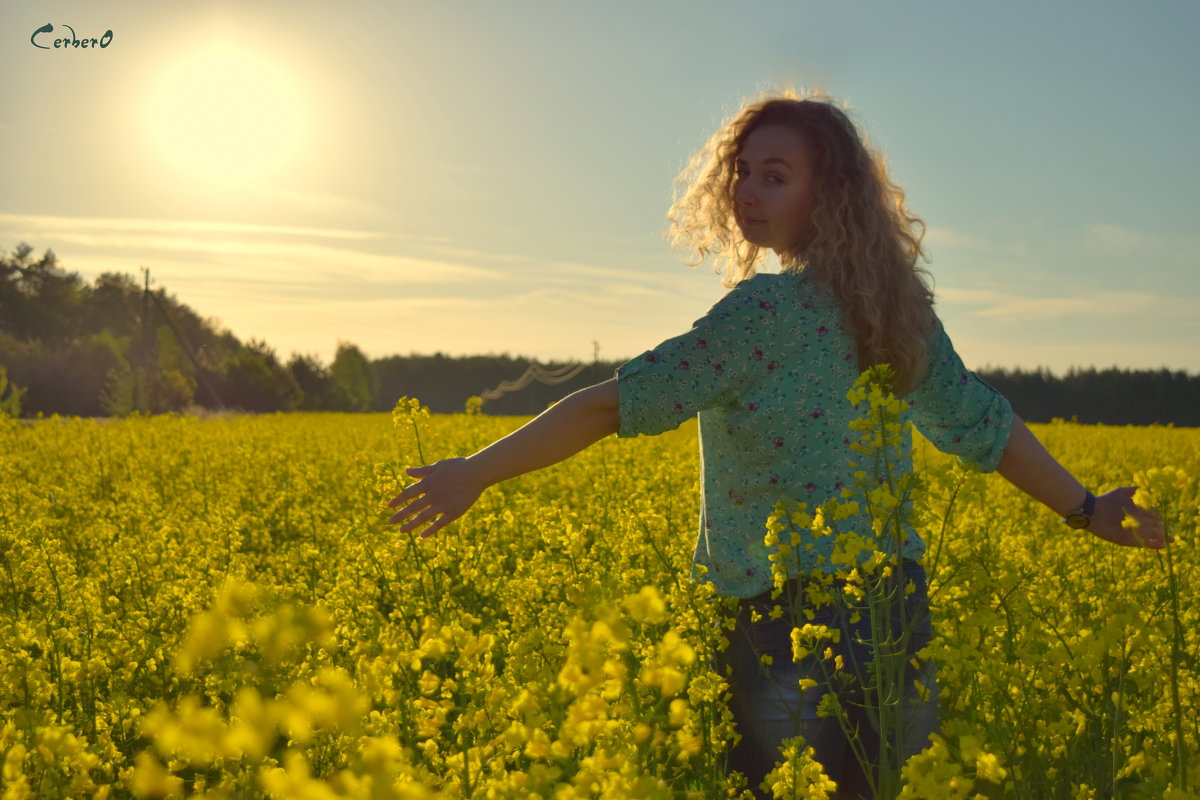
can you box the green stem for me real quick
[410,417,427,466]
[1159,534,1187,791]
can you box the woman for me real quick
[386,91,1165,798]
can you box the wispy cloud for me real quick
[272,295,495,312]
[924,226,981,247]
[0,214,499,285]
[238,186,405,221]
[1085,223,1161,252]
[425,243,715,300]
[0,213,409,242]
[1083,223,1200,268]
[937,286,1194,320]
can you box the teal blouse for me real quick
[616,272,1013,598]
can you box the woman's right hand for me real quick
[386,457,485,539]
[1086,487,1166,549]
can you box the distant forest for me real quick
[2,243,1197,426]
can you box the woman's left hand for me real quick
[387,457,485,539]
[1086,487,1166,549]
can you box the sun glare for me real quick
[143,40,311,187]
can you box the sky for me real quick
[2,0,1198,374]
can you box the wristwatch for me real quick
[1063,490,1096,529]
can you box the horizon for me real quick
[3,1,1198,374]
[16,256,1200,381]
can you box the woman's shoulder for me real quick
[715,273,794,320]
[735,270,808,288]
[729,270,814,299]
[726,270,836,314]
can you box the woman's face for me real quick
[733,125,817,256]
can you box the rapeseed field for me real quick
[1,389,1196,798]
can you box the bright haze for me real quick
[2,1,1197,373]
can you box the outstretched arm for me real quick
[995,416,1165,548]
[387,379,620,538]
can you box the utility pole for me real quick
[134,266,151,412]
[151,289,224,409]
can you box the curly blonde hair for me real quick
[668,90,935,394]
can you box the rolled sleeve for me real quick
[616,278,779,438]
[908,321,1014,472]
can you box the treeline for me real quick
[375,355,620,415]
[974,367,1200,427]
[379,363,1200,424]
[1,243,1197,425]
[0,243,619,419]
[0,244,380,417]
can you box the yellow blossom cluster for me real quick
[760,737,838,799]
[898,726,1009,800]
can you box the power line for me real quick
[136,267,224,410]
[478,361,589,403]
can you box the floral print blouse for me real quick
[616,272,1014,598]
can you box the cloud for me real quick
[426,245,655,279]
[0,213,500,286]
[937,286,1194,320]
[1085,224,1160,251]
[242,294,495,312]
[425,245,534,264]
[607,283,673,298]
[424,243,720,302]
[1083,224,1200,269]
[0,213,404,242]
[924,226,981,247]
[245,187,400,221]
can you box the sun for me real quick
[142,39,311,187]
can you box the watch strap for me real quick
[1063,490,1096,529]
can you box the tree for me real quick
[287,353,342,411]
[84,272,142,339]
[0,365,24,417]
[221,339,301,412]
[0,243,85,344]
[330,342,377,412]
[99,361,135,417]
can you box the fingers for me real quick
[1092,487,1170,550]
[388,496,447,537]
[382,458,478,540]
[1128,509,1166,549]
[387,488,418,509]
[386,464,437,508]
[401,503,462,539]
[387,480,426,508]
[399,505,441,534]
[418,514,454,539]
[384,470,456,538]
[388,496,428,525]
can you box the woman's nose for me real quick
[734,179,754,206]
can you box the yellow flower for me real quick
[761,737,838,799]
[129,752,184,799]
[623,585,668,625]
[974,751,1007,783]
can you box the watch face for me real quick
[1065,513,1090,529]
